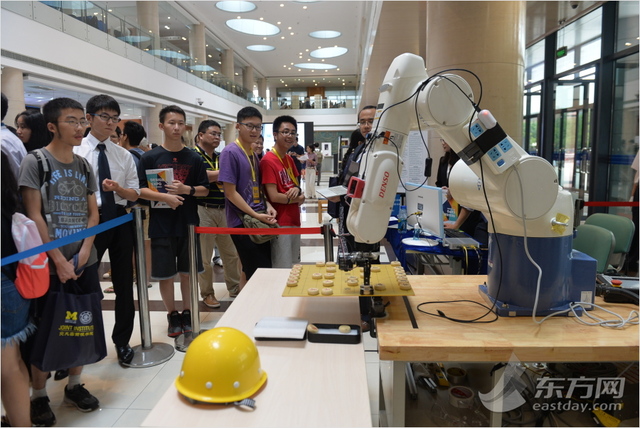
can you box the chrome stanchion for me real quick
[322,222,334,263]
[125,207,175,367]
[175,224,206,352]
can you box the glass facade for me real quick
[524,2,639,221]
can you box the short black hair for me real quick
[123,121,146,146]
[43,97,84,125]
[1,93,7,121]
[273,115,297,133]
[159,105,186,123]
[237,106,262,123]
[358,105,376,121]
[86,94,121,116]
[113,126,122,137]
[197,119,221,134]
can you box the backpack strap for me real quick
[32,149,54,238]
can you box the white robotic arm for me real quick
[347,53,594,317]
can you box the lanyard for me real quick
[272,148,299,186]
[195,145,218,170]
[235,139,256,182]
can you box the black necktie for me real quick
[97,143,117,220]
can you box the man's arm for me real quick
[139,188,184,210]
[75,193,99,275]
[21,187,77,283]
[222,182,276,224]
[102,179,139,201]
[207,170,220,182]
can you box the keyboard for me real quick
[444,229,469,239]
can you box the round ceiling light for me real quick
[247,45,276,52]
[309,30,341,39]
[216,1,256,13]
[226,19,280,36]
[294,63,337,70]
[310,47,348,59]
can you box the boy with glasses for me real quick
[19,98,102,425]
[260,115,305,268]
[137,105,209,337]
[74,94,139,365]
[219,107,277,282]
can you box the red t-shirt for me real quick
[260,151,301,226]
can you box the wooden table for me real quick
[143,269,372,427]
[376,275,639,426]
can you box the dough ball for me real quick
[338,325,352,334]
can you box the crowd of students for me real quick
[0,92,327,426]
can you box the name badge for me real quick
[253,185,260,204]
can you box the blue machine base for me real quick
[478,283,587,317]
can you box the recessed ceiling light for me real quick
[247,45,275,52]
[294,63,337,70]
[164,25,170,30]
[309,30,341,39]
[216,1,256,13]
[226,19,280,36]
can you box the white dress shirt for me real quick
[74,133,140,208]
[1,124,27,178]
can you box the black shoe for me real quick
[63,384,99,412]
[116,344,134,365]
[167,311,182,337]
[181,309,192,334]
[31,396,56,426]
[54,369,68,381]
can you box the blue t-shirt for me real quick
[219,142,266,228]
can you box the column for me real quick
[223,123,236,147]
[1,67,24,123]
[147,104,163,146]
[221,49,235,79]
[137,1,159,50]
[425,1,525,142]
[1,67,25,126]
[189,23,206,66]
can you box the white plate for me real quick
[402,237,439,247]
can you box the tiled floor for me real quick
[11,176,387,427]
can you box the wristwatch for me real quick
[189,186,196,196]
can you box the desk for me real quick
[377,275,639,426]
[143,269,371,427]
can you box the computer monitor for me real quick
[405,182,445,238]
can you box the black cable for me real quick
[416,299,498,323]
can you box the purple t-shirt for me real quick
[219,142,266,228]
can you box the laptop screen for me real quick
[405,183,445,239]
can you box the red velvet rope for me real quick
[195,226,322,235]
[583,201,639,207]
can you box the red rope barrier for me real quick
[195,226,323,235]
[583,201,639,207]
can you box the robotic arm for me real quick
[347,53,595,317]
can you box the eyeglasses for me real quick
[59,119,89,128]
[275,130,298,137]
[239,122,262,131]
[207,132,222,138]
[358,119,374,126]
[90,113,121,123]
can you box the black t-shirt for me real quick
[288,144,305,172]
[138,146,208,238]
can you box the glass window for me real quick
[525,39,545,85]
[556,8,602,74]
[617,1,639,51]
[608,53,639,215]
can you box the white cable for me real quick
[512,167,545,324]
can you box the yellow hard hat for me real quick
[175,327,267,404]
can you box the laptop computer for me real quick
[405,183,480,249]
[316,185,348,199]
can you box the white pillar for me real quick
[1,67,25,124]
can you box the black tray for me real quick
[306,323,361,344]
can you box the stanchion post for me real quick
[175,224,204,352]
[126,207,175,367]
[322,222,334,263]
